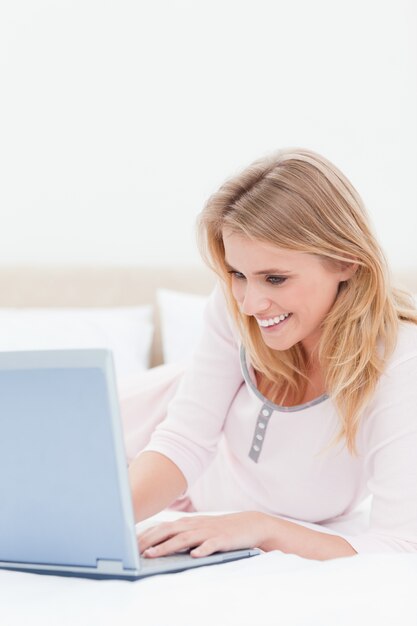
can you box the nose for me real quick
[237,282,271,316]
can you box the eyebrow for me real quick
[225,262,290,276]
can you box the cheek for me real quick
[230,280,244,303]
[284,284,309,310]
[290,280,337,318]
[304,282,340,320]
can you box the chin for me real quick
[262,338,296,352]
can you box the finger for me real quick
[138,523,180,552]
[190,537,227,558]
[138,517,208,552]
[142,531,205,558]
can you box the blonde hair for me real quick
[197,148,417,455]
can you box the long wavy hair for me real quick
[197,148,417,455]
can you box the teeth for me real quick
[258,313,290,327]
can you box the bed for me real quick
[1,265,416,626]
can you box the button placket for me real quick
[249,405,272,462]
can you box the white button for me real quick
[262,409,270,417]
[256,434,263,441]
[258,422,266,429]
[253,445,260,451]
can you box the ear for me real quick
[339,260,359,281]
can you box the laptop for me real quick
[0,348,260,580]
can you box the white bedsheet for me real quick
[1,509,416,626]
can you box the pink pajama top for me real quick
[142,284,417,553]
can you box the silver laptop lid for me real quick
[0,349,140,574]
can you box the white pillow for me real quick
[157,289,209,364]
[0,306,154,385]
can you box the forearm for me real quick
[128,450,187,522]
[259,514,357,560]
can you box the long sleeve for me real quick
[142,283,244,487]
[338,338,417,553]
[138,291,417,554]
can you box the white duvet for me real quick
[1,510,416,626]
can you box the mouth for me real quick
[256,313,292,328]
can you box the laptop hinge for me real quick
[96,559,126,574]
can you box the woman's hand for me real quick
[137,512,358,560]
[137,512,272,558]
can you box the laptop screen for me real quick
[0,350,138,571]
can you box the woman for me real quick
[128,148,417,560]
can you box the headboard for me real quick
[0,266,415,366]
[0,265,216,367]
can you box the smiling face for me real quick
[223,230,356,359]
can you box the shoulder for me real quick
[385,321,417,371]
[377,321,417,392]
[364,321,417,413]
[360,322,417,448]
[368,321,417,416]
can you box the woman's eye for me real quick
[266,275,287,286]
[228,271,286,285]
[229,271,246,280]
